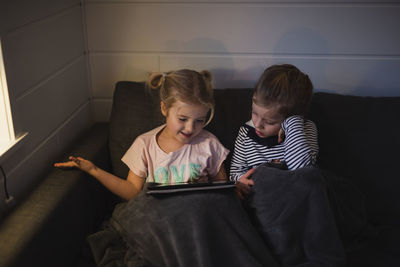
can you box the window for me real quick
[0,39,16,157]
[0,39,27,162]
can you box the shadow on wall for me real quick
[165,31,399,96]
[274,28,400,97]
[274,28,334,94]
[165,37,266,89]
[210,66,265,89]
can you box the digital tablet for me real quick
[146,180,236,195]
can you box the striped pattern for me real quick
[230,116,318,181]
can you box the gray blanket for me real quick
[88,165,371,267]
[246,164,372,267]
[88,186,279,267]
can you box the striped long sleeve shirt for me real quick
[229,115,319,181]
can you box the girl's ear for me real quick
[160,101,167,117]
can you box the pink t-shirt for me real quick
[121,125,229,184]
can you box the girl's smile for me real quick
[180,132,193,139]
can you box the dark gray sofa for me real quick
[1,81,399,267]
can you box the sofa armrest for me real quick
[0,123,115,267]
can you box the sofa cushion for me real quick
[109,81,400,226]
[0,124,112,267]
[206,88,253,170]
[309,92,400,225]
[109,81,163,179]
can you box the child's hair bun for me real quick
[147,72,165,90]
[200,70,212,83]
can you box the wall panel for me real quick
[86,4,400,55]
[3,6,85,98]
[56,102,92,152]
[0,0,79,34]
[0,2,91,209]
[90,53,158,98]
[15,57,89,155]
[84,1,400,122]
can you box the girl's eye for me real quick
[179,118,187,122]
[196,119,206,123]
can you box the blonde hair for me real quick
[146,69,215,125]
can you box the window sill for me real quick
[0,133,28,165]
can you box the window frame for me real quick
[0,39,27,164]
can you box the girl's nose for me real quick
[185,121,194,132]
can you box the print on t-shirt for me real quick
[152,163,202,183]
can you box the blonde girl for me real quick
[55,69,229,200]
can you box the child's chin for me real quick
[178,135,192,143]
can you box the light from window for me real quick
[0,39,16,157]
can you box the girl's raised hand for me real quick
[54,156,96,173]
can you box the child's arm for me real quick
[88,168,144,201]
[54,156,144,200]
[281,116,318,170]
[229,126,252,181]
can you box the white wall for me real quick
[0,1,91,202]
[84,0,400,122]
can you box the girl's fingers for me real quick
[69,156,82,166]
[54,156,83,168]
[241,179,254,187]
[54,161,77,168]
[237,182,251,194]
[241,168,255,180]
[238,169,255,187]
[247,179,255,186]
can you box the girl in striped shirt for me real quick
[230,64,319,198]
